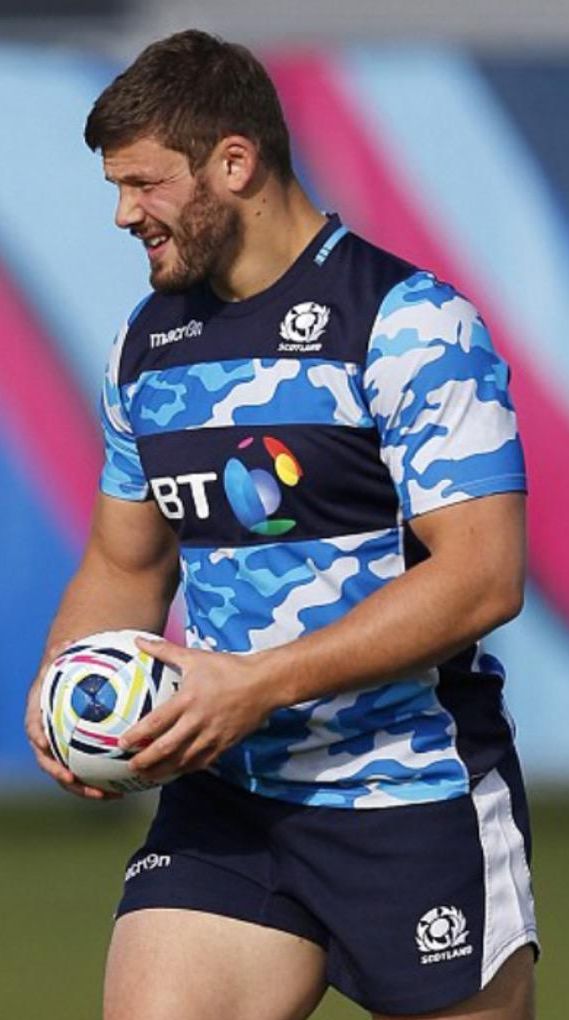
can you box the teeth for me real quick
[146,236,168,249]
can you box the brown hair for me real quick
[84,29,293,180]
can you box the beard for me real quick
[149,175,241,294]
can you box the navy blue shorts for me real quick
[116,751,538,1016]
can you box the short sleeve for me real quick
[99,320,149,501]
[362,271,527,520]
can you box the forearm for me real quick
[263,550,522,710]
[26,493,181,798]
[122,536,524,783]
[39,555,176,667]
[118,501,525,781]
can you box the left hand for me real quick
[120,638,275,782]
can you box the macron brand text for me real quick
[150,319,203,349]
[125,853,171,882]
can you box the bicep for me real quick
[410,492,527,602]
[83,492,179,581]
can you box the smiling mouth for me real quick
[146,236,169,259]
[136,232,171,259]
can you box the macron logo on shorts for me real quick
[125,853,171,882]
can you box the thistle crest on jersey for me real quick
[279,301,330,346]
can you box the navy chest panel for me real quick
[119,232,415,383]
[122,291,370,380]
[120,230,414,546]
[139,425,398,547]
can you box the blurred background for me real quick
[2,0,568,1016]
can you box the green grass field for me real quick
[1,791,567,1019]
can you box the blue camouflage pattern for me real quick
[181,528,402,653]
[184,529,471,806]
[215,679,469,807]
[122,358,371,433]
[99,265,525,808]
[363,271,526,519]
[100,321,148,500]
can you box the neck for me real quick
[209,178,328,302]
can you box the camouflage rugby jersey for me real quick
[100,215,526,808]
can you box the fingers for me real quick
[123,693,213,780]
[57,778,122,800]
[123,641,244,783]
[125,637,206,766]
[60,782,122,800]
[129,727,217,782]
[31,739,74,785]
[25,676,58,762]
[30,738,121,799]
[127,711,196,770]
[26,679,122,801]
[135,636,187,669]
[119,693,184,754]
[26,712,50,755]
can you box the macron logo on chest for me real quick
[149,318,204,349]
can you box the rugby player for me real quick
[26,29,538,1020]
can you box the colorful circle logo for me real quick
[223,435,303,536]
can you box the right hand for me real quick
[25,647,122,800]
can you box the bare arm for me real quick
[25,492,179,796]
[42,492,179,648]
[123,491,526,780]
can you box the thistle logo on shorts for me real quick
[223,435,303,536]
[415,905,473,965]
[278,301,330,352]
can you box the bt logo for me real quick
[149,435,303,535]
[150,471,217,520]
[224,435,303,536]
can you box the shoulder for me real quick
[314,228,421,363]
[335,227,484,336]
[367,269,491,361]
[326,229,488,366]
[121,289,185,347]
[114,289,204,386]
[332,229,419,307]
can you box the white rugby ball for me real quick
[40,629,180,793]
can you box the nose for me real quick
[114,187,144,230]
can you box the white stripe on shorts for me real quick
[472,768,539,987]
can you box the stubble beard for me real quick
[150,176,241,294]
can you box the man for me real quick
[25,29,538,1020]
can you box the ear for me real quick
[212,135,259,194]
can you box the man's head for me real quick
[85,30,293,292]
